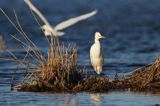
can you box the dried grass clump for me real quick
[15,38,83,92]
[124,57,160,91]
[73,76,112,92]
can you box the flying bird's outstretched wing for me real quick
[24,0,51,27]
[24,0,97,36]
[54,10,97,31]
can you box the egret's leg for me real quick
[97,67,102,77]
[95,66,98,77]
[99,73,101,77]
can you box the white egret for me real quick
[24,0,97,36]
[90,32,105,75]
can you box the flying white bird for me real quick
[24,0,97,36]
[90,32,105,74]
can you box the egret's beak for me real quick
[100,35,105,39]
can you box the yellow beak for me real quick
[100,35,105,39]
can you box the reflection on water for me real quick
[90,93,104,106]
[1,91,160,106]
[54,94,77,106]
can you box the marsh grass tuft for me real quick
[118,57,160,91]
[73,76,112,92]
[17,38,83,92]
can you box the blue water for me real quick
[0,0,160,105]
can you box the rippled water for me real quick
[0,0,160,105]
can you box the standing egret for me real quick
[24,0,97,36]
[90,32,105,75]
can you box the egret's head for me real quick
[41,25,55,36]
[41,25,52,36]
[95,32,105,40]
[41,25,64,36]
[41,25,47,31]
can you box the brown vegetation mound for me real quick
[14,38,83,92]
[123,58,160,91]
[73,76,112,92]
[14,56,160,92]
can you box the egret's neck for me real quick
[95,38,100,44]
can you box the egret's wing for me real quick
[90,45,94,66]
[100,47,104,65]
[24,0,50,26]
[25,0,58,36]
[54,10,98,31]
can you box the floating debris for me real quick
[0,36,5,51]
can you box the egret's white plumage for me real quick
[24,0,97,36]
[90,32,105,74]
[41,10,97,36]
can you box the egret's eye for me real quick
[98,34,101,37]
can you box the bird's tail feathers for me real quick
[56,31,65,36]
